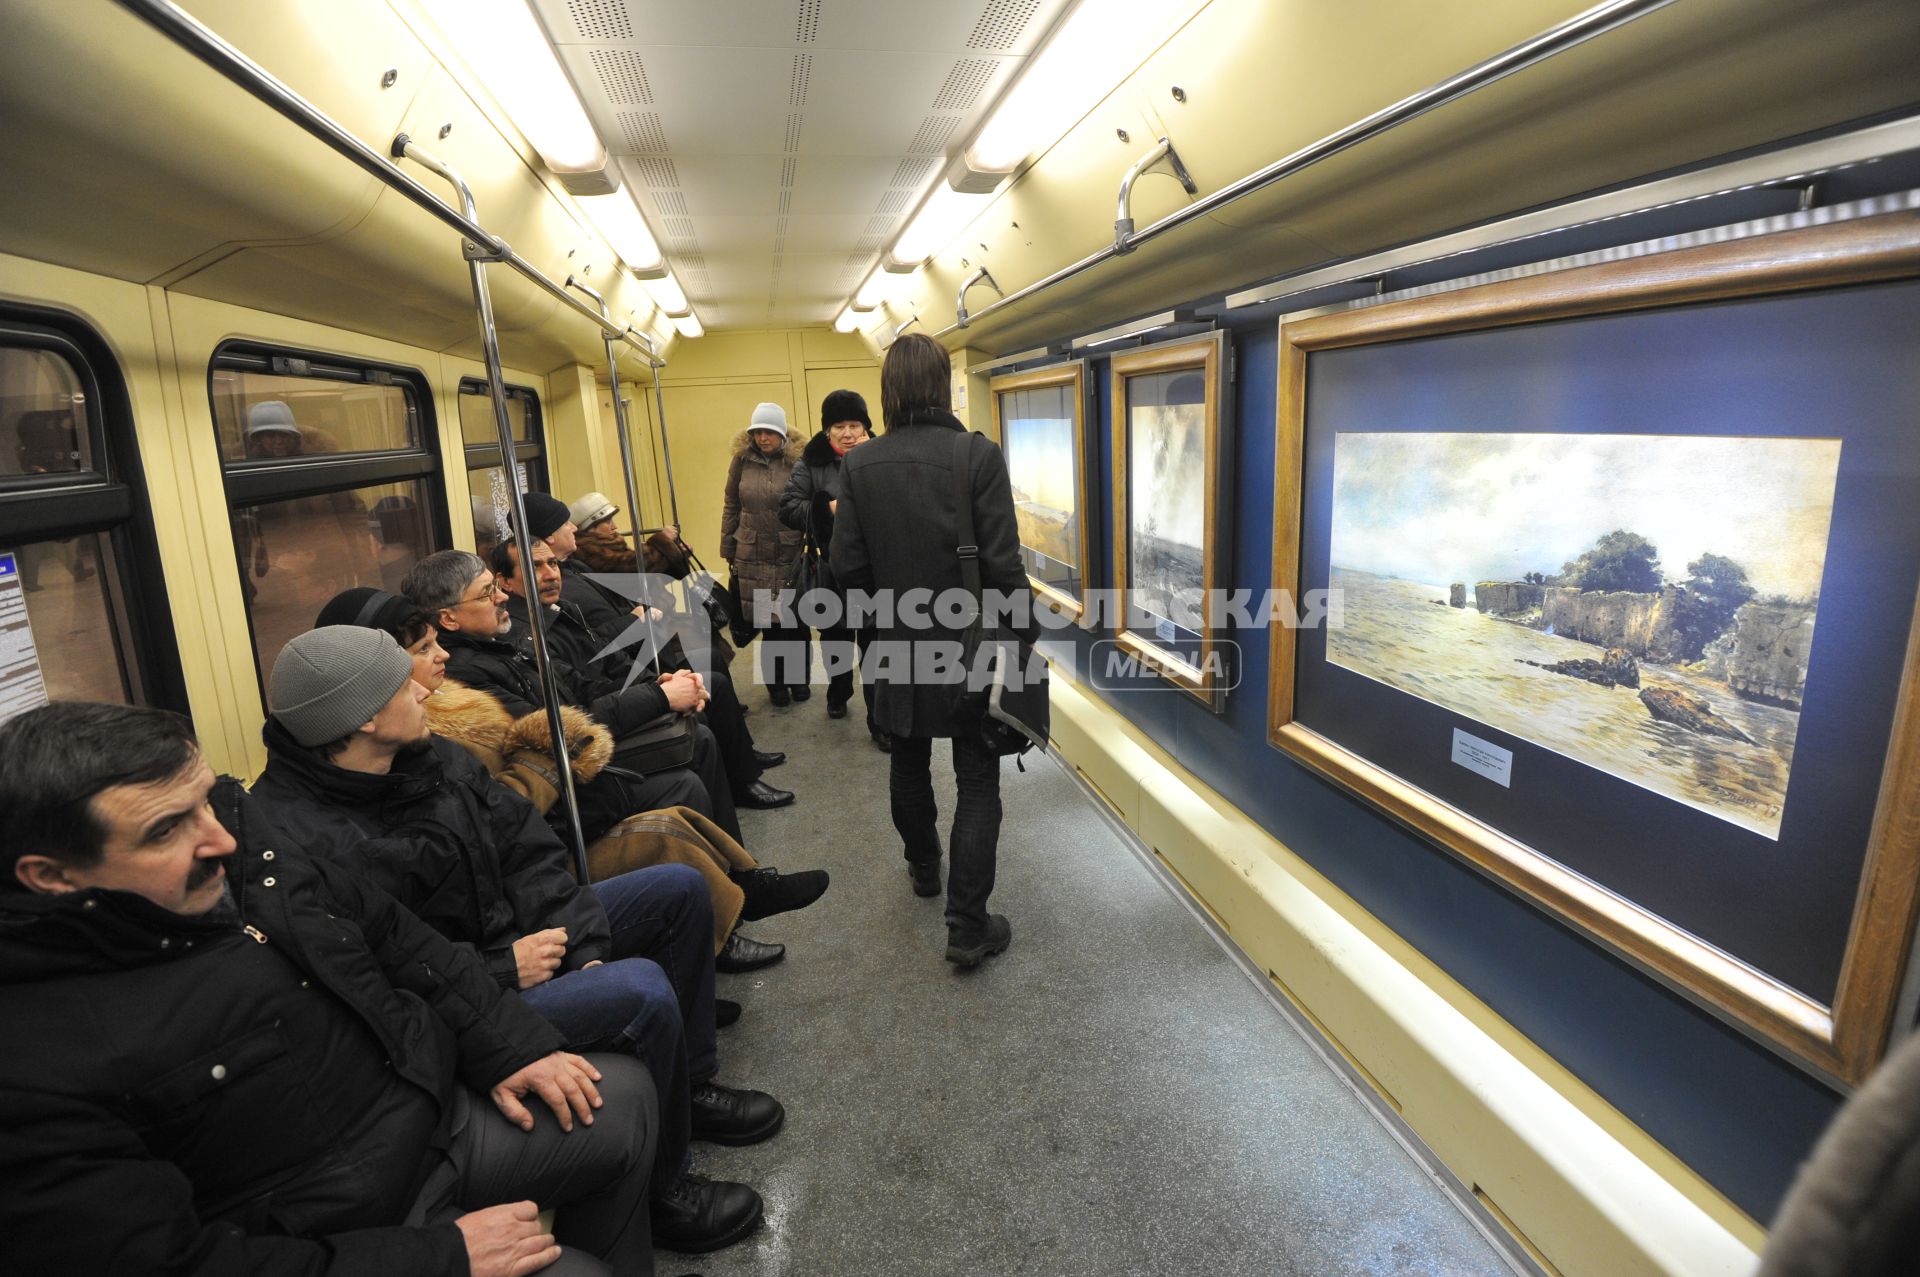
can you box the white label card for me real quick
[1450,728,1512,787]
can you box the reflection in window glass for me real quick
[0,347,94,478]
[235,478,435,681]
[210,368,419,462]
[2,534,132,717]
[460,387,533,447]
[468,462,537,560]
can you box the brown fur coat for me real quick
[425,678,612,814]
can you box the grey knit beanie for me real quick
[269,626,415,747]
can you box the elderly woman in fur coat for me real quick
[721,402,809,704]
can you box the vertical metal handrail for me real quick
[640,330,683,530]
[394,134,593,885]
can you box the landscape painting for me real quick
[1326,431,1842,839]
[1002,383,1080,591]
[1126,371,1208,632]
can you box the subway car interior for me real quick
[4,0,1920,1274]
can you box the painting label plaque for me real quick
[1450,729,1513,787]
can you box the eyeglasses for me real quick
[457,578,504,605]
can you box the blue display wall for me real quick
[1036,319,1843,1222]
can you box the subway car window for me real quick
[458,379,545,558]
[209,344,444,688]
[0,312,184,723]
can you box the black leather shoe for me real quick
[651,1172,764,1253]
[946,914,1013,968]
[871,727,893,753]
[734,867,829,921]
[767,685,790,707]
[826,701,848,719]
[738,779,795,809]
[690,1081,785,1146]
[909,859,941,898]
[715,931,786,973]
[789,684,811,702]
[715,997,741,1028]
[753,749,786,769]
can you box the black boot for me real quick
[870,726,893,753]
[715,931,785,972]
[651,1172,764,1253]
[733,866,829,921]
[690,1080,785,1146]
[946,914,1013,968]
[767,684,791,707]
[788,684,811,702]
[715,997,741,1028]
[908,859,941,898]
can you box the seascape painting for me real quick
[1002,383,1080,591]
[1327,432,1842,839]
[1127,371,1208,631]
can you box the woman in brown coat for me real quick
[721,401,809,703]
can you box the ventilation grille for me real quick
[854,232,883,252]
[653,190,688,216]
[777,190,792,216]
[633,157,679,188]
[794,0,820,43]
[779,157,797,189]
[908,116,958,154]
[890,156,936,188]
[616,111,669,153]
[568,0,633,40]
[863,214,895,237]
[789,53,812,106]
[661,216,696,242]
[932,58,997,111]
[874,189,908,216]
[969,0,1040,50]
[784,114,804,153]
[589,49,652,105]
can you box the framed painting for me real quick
[1111,330,1231,707]
[991,361,1092,625]
[1269,210,1920,1083]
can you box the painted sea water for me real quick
[1326,568,1800,837]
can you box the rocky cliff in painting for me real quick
[1474,581,1545,614]
[1700,601,1817,709]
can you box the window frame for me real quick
[0,306,188,713]
[458,377,548,493]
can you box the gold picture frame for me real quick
[1268,212,1920,1083]
[1111,330,1229,708]
[990,361,1093,626]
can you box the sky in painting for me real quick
[1131,401,1206,551]
[1005,413,1078,514]
[1329,432,1841,598]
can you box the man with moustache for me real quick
[0,700,656,1275]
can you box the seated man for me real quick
[403,549,744,846]
[508,494,792,811]
[252,626,776,1254]
[0,701,654,1276]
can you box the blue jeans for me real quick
[889,734,1002,938]
[521,863,715,1188]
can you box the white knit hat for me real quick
[748,402,788,440]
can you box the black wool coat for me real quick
[830,408,1035,738]
[0,779,563,1276]
[441,622,670,738]
[780,429,855,593]
[252,721,613,989]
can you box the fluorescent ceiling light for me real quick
[966,0,1195,174]
[421,0,607,178]
[578,190,663,275]
[642,273,690,316]
[887,185,992,269]
[674,313,704,339]
[833,307,859,334]
[854,271,890,309]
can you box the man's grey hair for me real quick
[402,549,487,613]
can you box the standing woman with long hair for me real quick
[829,335,1035,967]
[780,389,889,751]
[721,402,809,703]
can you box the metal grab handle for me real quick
[955,266,1003,330]
[1114,137,1197,255]
[396,135,594,886]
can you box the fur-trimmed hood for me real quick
[426,677,613,781]
[732,429,805,464]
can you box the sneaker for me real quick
[945,914,1013,968]
[908,859,941,898]
[650,1172,764,1253]
[690,1080,785,1146]
[734,867,829,921]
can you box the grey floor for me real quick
[687,653,1516,1277]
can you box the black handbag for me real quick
[610,710,696,774]
[951,431,1050,757]
[783,526,822,598]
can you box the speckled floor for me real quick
[681,653,1516,1277]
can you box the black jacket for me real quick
[440,621,669,739]
[780,430,852,592]
[252,722,612,989]
[0,779,562,1276]
[830,408,1035,737]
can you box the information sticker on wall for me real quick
[1450,727,1512,787]
[0,552,50,727]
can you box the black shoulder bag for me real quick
[951,431,1050,758]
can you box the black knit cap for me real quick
[820,389,873,433]
[509,492,574,540]
[315,586,418,637]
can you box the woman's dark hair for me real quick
[0,702,200,878]
[880,333,952,430]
